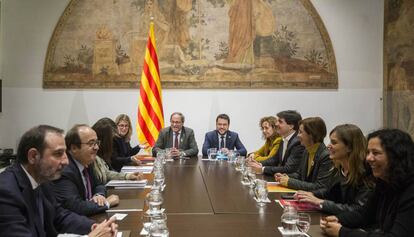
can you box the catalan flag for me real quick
[137,22,164,146]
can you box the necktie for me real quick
[34,187,44,230]
[174,132,179,149]
[82,168,92,200]
[220,135,225,149]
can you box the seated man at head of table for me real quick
[0,125,117,237]
[52,124,119,217]
[202,113,247,157]
[249,110,305,176]
[152,112,199,158]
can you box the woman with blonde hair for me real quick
[295,124,374,214]
[113,114,148,172]
[247,116,281,162]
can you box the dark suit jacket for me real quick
[261,132,305,176]
[111,136,141,171]
[152,126,199,157]
[0,164,93,237]
[52,154,107,216]
[201,130,247,156]
[287,143,333,191]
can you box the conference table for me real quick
[96,158,326,237]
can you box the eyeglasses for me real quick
[79,140,100,147]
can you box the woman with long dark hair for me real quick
[295,124,374,214]
[321,128,414,237]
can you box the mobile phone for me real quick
[281,192,296,200]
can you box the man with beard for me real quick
[202,114,247,157]
[0,125,117,237]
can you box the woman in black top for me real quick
[295,124,374,215]
[321,128,414,237]
[276,117,333,191]
[112,114,148,171]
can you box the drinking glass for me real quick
[207,148,217,160]
[241,166,252,185]
[255,180,268,206]
[146,190,163,214]
[141,213,153,237]
[296,213,311,235]
[281,205,299,234]
[153,170,165,191]
[148,220,169,237]
[228,150,239,163]
[248,169,256,189]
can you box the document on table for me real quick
[121,166,154,174]
[267,182,296,193]
[106,199,144,212]
[106,179,148,189]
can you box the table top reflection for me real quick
[98,158,324,237]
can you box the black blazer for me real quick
[0,164,93,237]
[52,154,107,216]
[111,136,141,172]
[261,132,305,176]
[287,143,333,191]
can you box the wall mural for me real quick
[43,0,337,89]
[384,0,414,136]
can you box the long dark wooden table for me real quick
[99,158,324,237]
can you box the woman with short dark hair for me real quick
[276,117,333,191]
[321,128,414,237]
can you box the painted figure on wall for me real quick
[385,0,414,136]
[44,0,337,89]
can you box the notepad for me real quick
[106,179,148,188]
[121,166,154,174]
[267,182,297,193]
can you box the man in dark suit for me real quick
[202,114,247,156]
[0,125,117,237]
[153,112,199,157]
[52,124,119,216]
[249,110,305,176]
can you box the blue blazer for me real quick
[52,154,107,216]
[0,164,93,237]
[202,130,247,156]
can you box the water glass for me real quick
[146,190,163,214]
[241,166,252,185]
[281,205,299,234]
[141,213,153,236]
[235,156,245,171]
[207,148,217,160]
[254,179,268,206]
[248,169,256,189]
[149,220,169,237]
[228,150,240,163]
[153,170,165,191]
[297,213,311,235]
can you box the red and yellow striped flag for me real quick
[137,22,164,146]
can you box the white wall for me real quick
[0,0,384,152]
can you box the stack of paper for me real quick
[106,179,148,189]
[121,166,154,174]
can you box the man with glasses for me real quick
[153,112,199,157]
[52,124,120,216]
[0,125,118,236]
